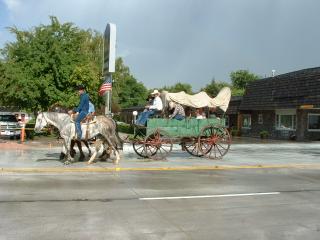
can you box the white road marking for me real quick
[139,192,280,200]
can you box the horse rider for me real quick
[68,84,89,140]
[136,89,163,126]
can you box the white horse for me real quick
[34,112,121,164]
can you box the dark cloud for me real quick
[1,0,320,91]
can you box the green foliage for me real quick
[231,128,241,137]
[162,82,193,94]
[231,88,245,96]
[112,58,148,109]
[0,16,103,111]
[259,130,269,139]
[117,122,134,134]
[230,70,259,90]
[201,79,231,97]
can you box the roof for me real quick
[240,67,320,110]
[227,96,243,114]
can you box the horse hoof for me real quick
[64,161,71,165]
[59,153,66,160]
[113,160,119,165]
[70,149,76,158]
[78,155,85,162]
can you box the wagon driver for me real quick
[136,89,163,126]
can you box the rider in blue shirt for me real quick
[69,84,89,140]
[88,100,95,115]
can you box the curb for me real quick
[1,163,320,173]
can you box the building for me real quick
[239,67,320,141]
[225,96,242,130]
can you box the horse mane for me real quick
[43,112,71,128]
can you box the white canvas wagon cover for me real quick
[164,87,231,112]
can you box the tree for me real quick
[112,58,148,109]
[201,79,231,97]
[230,70,259,90]
[162,82,193,94]
[0,16,149,112]
[0,16,103,112]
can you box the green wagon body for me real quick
[146,118,226,137]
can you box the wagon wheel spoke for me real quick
[184,138,203,157]
[198,126,231,159]
[145,130,172,160]
[133,131,149,158]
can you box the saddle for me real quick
[70,113,96,124]
[81,114,96,124]
[70,113,96,140]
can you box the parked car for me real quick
[0,113,21,139]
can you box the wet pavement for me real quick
[0,136,320,171]
[1,137,320,239]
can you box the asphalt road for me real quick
[0,168,320,240]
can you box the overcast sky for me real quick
[1,0,320,91]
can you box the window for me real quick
[242,114,251,128]
[258,114,263,124]
[276,109,296,130]
[308,114,320,131]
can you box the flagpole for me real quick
[105,74,112,117]
[102,23,116,117]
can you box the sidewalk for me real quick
[0,136,320,172]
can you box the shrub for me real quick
[231,128,241,137]
[117,122,134,134]
[260,130,269,139]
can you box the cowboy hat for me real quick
[151,89,160,95]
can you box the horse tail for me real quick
[113,120,124,150]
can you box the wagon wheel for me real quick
[182,138,203,157]
[144,129,173,160]
[198,126,231,159]
[132,127,154,158]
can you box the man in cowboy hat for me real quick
[136,89,163,126]
[68,84,89,140]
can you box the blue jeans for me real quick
[173,114,185,120]
[75,112,87,140]
[136,109,156,126]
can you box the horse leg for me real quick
[63,138,74,165]
[87,139,103,164]
[70,139,76,158]
[104,137,120,165]
[77,140,85,162]
[59,152,66,160]
[60,144,66,160]
[83,140,91,157]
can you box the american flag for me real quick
[98,77,112,96]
